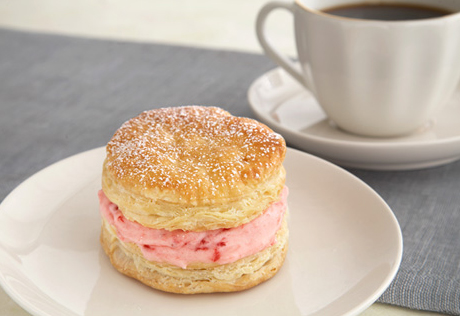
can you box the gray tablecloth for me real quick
[0,29,459,315]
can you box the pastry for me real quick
[98,105,288,294]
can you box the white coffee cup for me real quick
[256,0,460,137]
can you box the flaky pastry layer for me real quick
[100,216,288,294]
[103,164,285,231]
[102,106,286,231]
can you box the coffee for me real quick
[323,3,454,21]
[256,0,460,136]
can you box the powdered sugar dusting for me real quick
[105,106,285,201]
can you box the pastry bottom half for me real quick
[100,216,288,294]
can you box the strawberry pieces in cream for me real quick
[98,187,288,269]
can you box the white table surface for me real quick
[0,1,445,315]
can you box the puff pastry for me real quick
[98,106,288,294]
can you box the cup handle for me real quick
[256,1,310,89]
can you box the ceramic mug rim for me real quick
[295,0,460,24]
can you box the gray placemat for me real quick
[0,28,459,315]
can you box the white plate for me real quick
[248,67,460,170]
[0,147,402,316]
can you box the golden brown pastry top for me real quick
[104,106,286,204]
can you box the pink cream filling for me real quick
[98,187,288,269]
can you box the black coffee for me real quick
[323,3,454,21]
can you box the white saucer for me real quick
[248,67,460,170]
[0,147,402,316]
